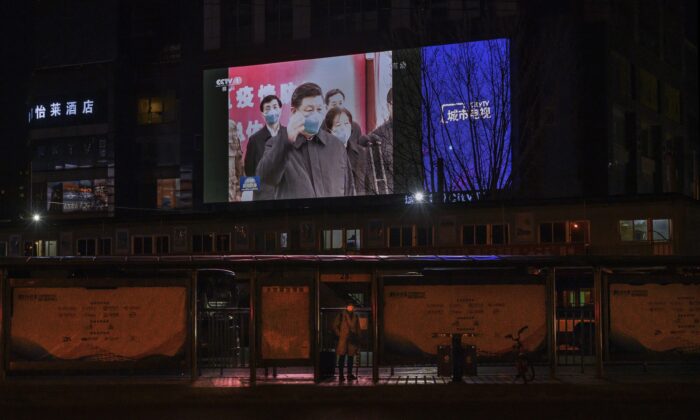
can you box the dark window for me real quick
[233,225,249,249]
[553,223,566,243]
[540,223,553,243]
[99,238,112,255]
[77,239,96,256]
[389,227,401,247]
[540,222,566,243]
[216,234,230,252]
[475,225,487,245]
[192,234,203,253]
[416,226,433,246]
[254,231,265,252]
[132,236,152,255]
[401,226,413,247]
[156,236,170,254]
[492,224,509,245]
[462,225,475,245]
[265,232,276,252]
[202,234,214,253]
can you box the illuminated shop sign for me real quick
[27,94,106,127]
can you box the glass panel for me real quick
[203,234,213,252]
[346,229,360,250]
[633,219,648,241]
[570,221,587,243]
[143,237,153,254]
[540,223,552,243]
[280,232,288,249]
[331,229,343,249]
[475,225,487,245]
[462,225,475,245]
[619,220,633,241]
[323,230,332,250]
[401,226,413,247]
[652,219,670,241]
[389,227,401,247]
[192,235,203,252]
[492,224,505,244]
[553,222,566,243]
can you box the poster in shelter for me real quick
[11,287,187,362]
[610,283,700,359]
[383,284,546,363]
[261,286,310,360]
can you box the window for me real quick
[264,232,276,252]
[192,234,214,253]
[638,69,659,111]
[99,238,112,256]
[346,229,361,250]
[0,241,6,256]
[156,235,170,254]
[388,226,412,248]
[216,234,230,253]
[233,225,249,250]
[619,219,648,241]
[280,232,288,249]
[323,229,344,250]
[132,236,153,255]
[416,226,433,247]
[652,219,670,242]
[492,224,509,245]
[77,238,96,256]
[539,222,566,243]
[138,97,164,124]
[569,221,589,244]
[157,178,180,209]
[462,225,487,245]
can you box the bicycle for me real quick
[505,325,535,384]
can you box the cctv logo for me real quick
[215,77,243,91]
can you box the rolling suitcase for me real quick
[319,350,336,379]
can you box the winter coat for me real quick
[333,311,360,356]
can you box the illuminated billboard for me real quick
[203,39,510,203]
[47,179,112,213]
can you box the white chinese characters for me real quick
[30,99,96,122]
[441,100,492,124]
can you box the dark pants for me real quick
[337,354,354,377]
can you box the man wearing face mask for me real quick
[323,107,373,195]
[256,82,354,199]
[245,95,284,200]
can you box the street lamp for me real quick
[414,192,425,203]
[32,213,41,222]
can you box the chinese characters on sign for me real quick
[441,100,492,124]
[29,99,96,123]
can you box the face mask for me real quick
[303,112,323,136]
[332,126,351,145]
[264,109,280,125]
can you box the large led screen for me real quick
[203,39,510,203]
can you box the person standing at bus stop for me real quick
[333,301,361,381]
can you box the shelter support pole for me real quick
[594,267,605,378]
[372,269,379,384]
[546,267,557,379]
[250,267,257,385]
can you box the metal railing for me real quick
[197,308,250,374]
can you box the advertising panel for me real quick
[47,178,112,214]
[610,283,700,360]
[261,286,311,360]
[382,284,546,364]
[10,287,187,362]
[203,39,510,203]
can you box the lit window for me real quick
[633,220,648,241]
[346,229,361,250]
[652,219,670,242]
[157,178,180,209]
[323,229,344,250]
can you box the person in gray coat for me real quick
[256,82,354,200]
